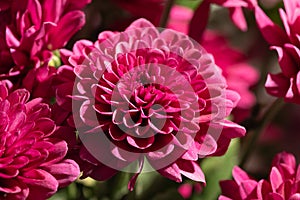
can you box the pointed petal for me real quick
[229,7,247,31]
[254,6,288,46]
[158,162,182,182]
[270,167,283,191]
[48,11,85,50]
[232,166,252,185]
[188,1,210,42]
[177,160,205,183]
[265,73,290,97]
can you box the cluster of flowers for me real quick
[0,0,299,199]
[0,0,89,198]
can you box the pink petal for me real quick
[267,193,284,200]
[265,73,290,97]
[158,162,182,182]
[28,0,42,28]
[254,6,288,46]
[126,135,155,149]
[229,7,247,31]
[198,134,217,157]
[272,152,296,170]
[290,194,300,200]
[271,46,298,77]
[218,196,233,200]
[48,11,85,50]
[239,180,258,199]
[219,120,246,138]
[257,180,272,199]
[284,44,300,66]
[177,160,205,183]
[19,169,59,199]
[270,167,283,191]
[188,1,211,42]
[283,0,298,22]
[42,159,80,187]
[167,5,193,34]
[214,0,248,7]
[41,140,67,165]
[126,18,155,30]
[279,8,291,37]
[6,27,20,48]
[219,180,240,199]
[232,166,252,185]
[42,0,62,23]
[178,183,193,199]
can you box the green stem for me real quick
[75,182,86,200]
[159,0,175,28]
[109,172,130,200]
[239,98,284,168]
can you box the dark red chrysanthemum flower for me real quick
[70,18,245,190]
[0,80,80,199]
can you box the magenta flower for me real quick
[0,80,80,199]
[219,152,300,200]
[0,0,89,80]
[71,18,245,190]
[219,166,258,200]
[255,1,300,104]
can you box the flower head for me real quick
[0,80,80,199]
[255,1,300,104]
[71,18,245,190]
[219,152,300,200]
[0,0,89,83]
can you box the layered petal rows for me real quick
[0,80,79,199]
[70,18,246,189]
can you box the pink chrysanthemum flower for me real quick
[219,152,300,200]
[0,80,80,199]
[0,0,90,103]
[71,18,245,190]
[255,0,300,104]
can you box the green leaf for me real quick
[109,172,131,200]
[175,0,202,10]
[192,139,240,200]
[135,171,159,198]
